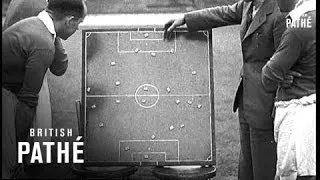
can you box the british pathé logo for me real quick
[18,128,84,164]
[286,14,312,28]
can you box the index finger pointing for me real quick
[287,70,302,77]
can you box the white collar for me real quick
[38,10,56,39]
[252,0,265,18]
[288,0,316,22]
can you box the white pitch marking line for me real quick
[119,139,179,143]
[174,31,177,52]
[133,152,167,154]
[131,38,164,41]
[85,32,91,38]
[87,94,209,98]
[119,140,179,161]
[130,31,164,41]
[130,152,167,161]
[117,32,120,53]
[84,30,193,35]
[203,30,214,159]
[86,30,212,162]
[203,31,209,37]
[118,32,175,53]
[115,30,205,54]
[119,50,175,53]
[135,84,160,109]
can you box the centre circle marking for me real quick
[134,84,159,109]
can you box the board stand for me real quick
[71,163,138,180]
[152,165,216,180]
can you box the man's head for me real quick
[47,0,87,40]
[294,0,314,8]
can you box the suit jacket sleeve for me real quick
[17,48,55,107]
[184,0,244,32]
[272,12,287,50]
[49,37,68,76]
[261,28,303,92]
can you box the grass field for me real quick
[212,25,242,180]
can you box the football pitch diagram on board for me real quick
[82,28,215,166]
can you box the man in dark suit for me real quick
[163,0,287,179]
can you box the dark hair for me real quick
[47,0,85,20]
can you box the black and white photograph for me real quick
[2,0,316,179]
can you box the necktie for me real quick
[246,3,253,32]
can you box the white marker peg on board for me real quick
[197,104,202,109]
[187,100,193,105]
[151,135,156,140]
[169,125,174,131]
[166,87,171,93]
[116,99,121,104]
[87,87,91,93]
[151,52,156,57]
[144,33,149,38]
[110,61,116,66]
[192,71,197,75]
[134,48,139,53]
[180,124,185,128]
[175,100,180,104]
[115,81,121,86]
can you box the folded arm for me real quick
[261,29,302,92]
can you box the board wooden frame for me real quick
[81,27,215,167]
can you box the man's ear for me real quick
[64,15,75,26]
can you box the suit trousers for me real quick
[2,88,35,179]
[238,103,277,180]
[2,88,19,179]
[25,73,52,165]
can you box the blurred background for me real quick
[3,0,238,15]
[2,0,241,179]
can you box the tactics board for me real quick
[81,27,215,166]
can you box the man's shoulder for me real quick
[4,0,47,29]
[4,17,55,51]
[6,0,47,16]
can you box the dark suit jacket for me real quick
[3,0,68,76]
[184,0,286,129]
